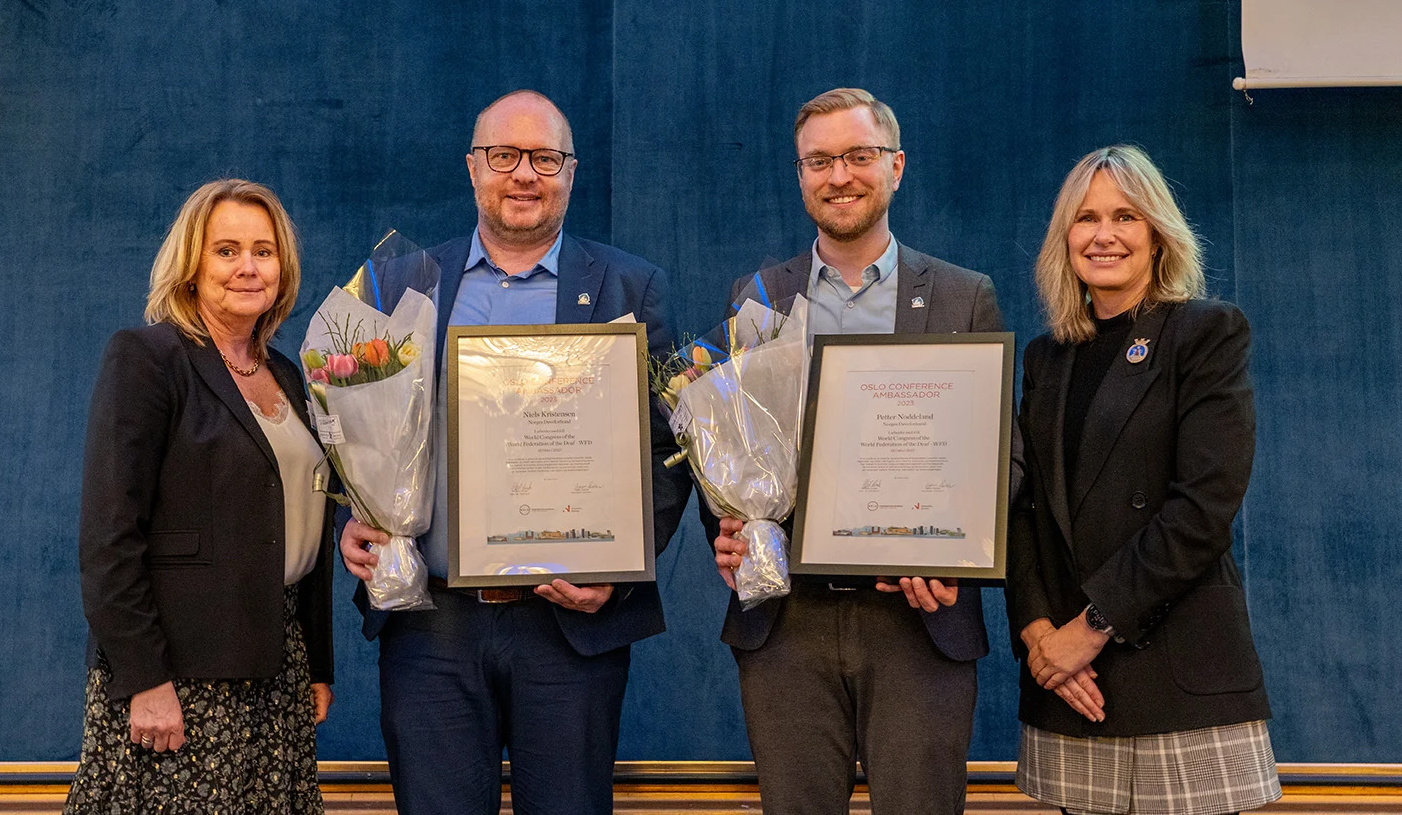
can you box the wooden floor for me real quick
[7,762,1400,813]
[6,786,1402,814]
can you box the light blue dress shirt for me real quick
[806,233,900,338]
[422,229,562,578]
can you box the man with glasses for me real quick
[340,89,691,815]
[708,88,1008,814]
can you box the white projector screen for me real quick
[1236,0,1402,89]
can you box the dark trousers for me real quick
[378,588,631,815]
[733,583,978,815]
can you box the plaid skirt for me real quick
[1017,721,1281,815]
[64,587,322,815]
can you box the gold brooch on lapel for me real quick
[910,296,926,309]
[1126,338,1151,364]
[577,293,591,306]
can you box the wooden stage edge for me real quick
[4,762,1401,813]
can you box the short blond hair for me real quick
[794,87,901,150]
[1035,145,1205,344]
[145,179,301,361]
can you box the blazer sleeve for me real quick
[969,274,1005,333]
[78,329,179,698]
[297,509,336,686]
[1005,338,1054,654]
[1081,303,1255,644]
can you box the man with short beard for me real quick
[708,88,1008,814]
[340,89,691,815]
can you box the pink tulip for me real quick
[307,367,329,383]
[325,354,358,378]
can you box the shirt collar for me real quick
[808,232,898,289]
[465,228,564,278]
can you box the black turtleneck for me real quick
[1063,310,1135,479]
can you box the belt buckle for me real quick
[477,587,524,604]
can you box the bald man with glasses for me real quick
[340,89,691,815]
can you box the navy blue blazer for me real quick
[705,244,1009,662]
[353,232,692,656]
[79,323,336,700]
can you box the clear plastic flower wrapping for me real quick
[656,284,809,610]
[301,231,440,611]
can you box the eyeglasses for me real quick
[794,146,897,174]
[472,145,575,176]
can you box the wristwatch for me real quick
[1084,602,1115,636]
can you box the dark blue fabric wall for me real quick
[1231,87,1402,759]
[3,0,1398,762]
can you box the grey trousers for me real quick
[733,583,978,815]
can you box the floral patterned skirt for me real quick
[64,587,322,815]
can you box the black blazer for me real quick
[79,323,335,700]
[1006,299,1271,736]
[704,244,1011,662]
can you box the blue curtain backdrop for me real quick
[2,0,1398,762]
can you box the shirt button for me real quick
[501,280,510,288]
[1130,491,1148,509]
[845,301,855,309]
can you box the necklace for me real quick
[220,350,260,377]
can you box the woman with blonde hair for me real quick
[67,179,335,813]
[1006,146,1280,815]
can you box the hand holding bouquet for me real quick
[653,287,809,610]
[302,232,439,611]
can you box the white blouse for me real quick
[249,395,326,585]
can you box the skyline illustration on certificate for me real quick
[487,526,615,544]
[830,524,966,539]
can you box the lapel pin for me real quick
[911,296,926,309]
[577,293,591,306]
[1126,338,1151,364]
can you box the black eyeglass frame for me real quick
[471,145,576,176]
[793,145,898,173]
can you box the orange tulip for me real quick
[363,337,391,367]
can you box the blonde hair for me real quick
[794,87,901,150]
[1035,145,1205,344]
[145,179,301,361]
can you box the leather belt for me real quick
[428,577,532,603]
[476,587,529,603]
[795,576,878,591]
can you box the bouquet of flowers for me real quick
[302,231,439,611]
[653,284,809,610]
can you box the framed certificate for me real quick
[446,323,655,587]
[790,333,1014,582]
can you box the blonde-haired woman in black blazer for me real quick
[66,179,334,813]
[1006,146,1281,815]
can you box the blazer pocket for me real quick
[1165,584,1264,695]
[147,530,209,567]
